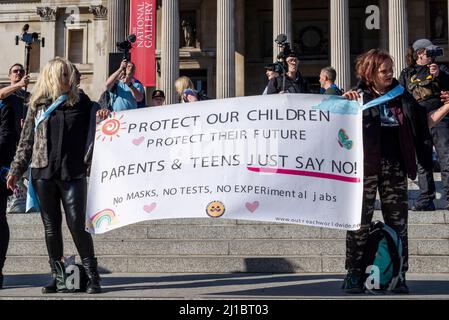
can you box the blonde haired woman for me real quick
[6,57,107,294]
[175,76,198,103]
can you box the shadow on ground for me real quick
[2,273,449,298]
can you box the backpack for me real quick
[98,83,117,111]
[54,260,89,293]
[361,221,404,292]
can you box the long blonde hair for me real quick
[29,57,79,110]
[175,76,195,99]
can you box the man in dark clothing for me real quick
[399,39,449,211]
[0,63,30,140]
[267,53,310,94]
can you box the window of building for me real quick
[68,29,83,64]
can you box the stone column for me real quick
[89,5,109,99]
[273,0,292,62]
[108,0,126,53]
[389,0,408,77]
[235,0,245,97]
[124,0,131,36]
[330,0,351,91]
[379,0,389,50]
[37,6,57,70]
[216,0,235,99]
[161,0,179,104]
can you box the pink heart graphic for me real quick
[245,201,259,213]
[132,136,145,146]
[143,203,157,213]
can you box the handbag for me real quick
[25,94,68,213]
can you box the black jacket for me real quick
[359,79,433,179]
[399,64,449,113]
[0,103,17,167]
[267,72,310,94]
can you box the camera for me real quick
[116,34,137,60]
[273,34,295,76]
[16,24,39,46]
[426,45,444,60]
[275,34,293,61]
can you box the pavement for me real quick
[1,273,449,300]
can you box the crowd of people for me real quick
[1,38,449,294]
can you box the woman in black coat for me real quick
[342,49,433,294]
[0,100,17,289]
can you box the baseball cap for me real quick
[412,39,434,51]
[264,63,276,71]
[152,90,165,99]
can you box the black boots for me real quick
[0,257,5,289]
[42,259,60,294]
[82,257,101,294]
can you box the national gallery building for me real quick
[0,0,448,104]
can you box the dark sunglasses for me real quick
[11,69,25,74]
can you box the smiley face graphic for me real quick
[206,201,225,218]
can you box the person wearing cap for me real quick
[266,53,310,94]
[262,64,280,95]
[151,90,165,107]
[400,39,449,211]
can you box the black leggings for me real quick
[0,183,9,263]
[33,178,95,261]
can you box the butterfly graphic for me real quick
[337,129,353,150]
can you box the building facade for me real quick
[0,0,448,104]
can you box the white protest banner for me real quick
[86,94,363,234]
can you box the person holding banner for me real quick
[0,93,18,289]
[6,57,108,294]
[342,49,433,294]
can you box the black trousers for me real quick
[0,182,9,265]
[33,178,95,261]
[431,120,449,202]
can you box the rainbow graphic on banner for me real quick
[90,209,117,230]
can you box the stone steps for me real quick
[3,255,449,274]
[3,210,449,274]
[5,239,449,256]
[6,219,449,240]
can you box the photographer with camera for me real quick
[266,35,309,94]
[400,39,449,211]
[104,59,144,112]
